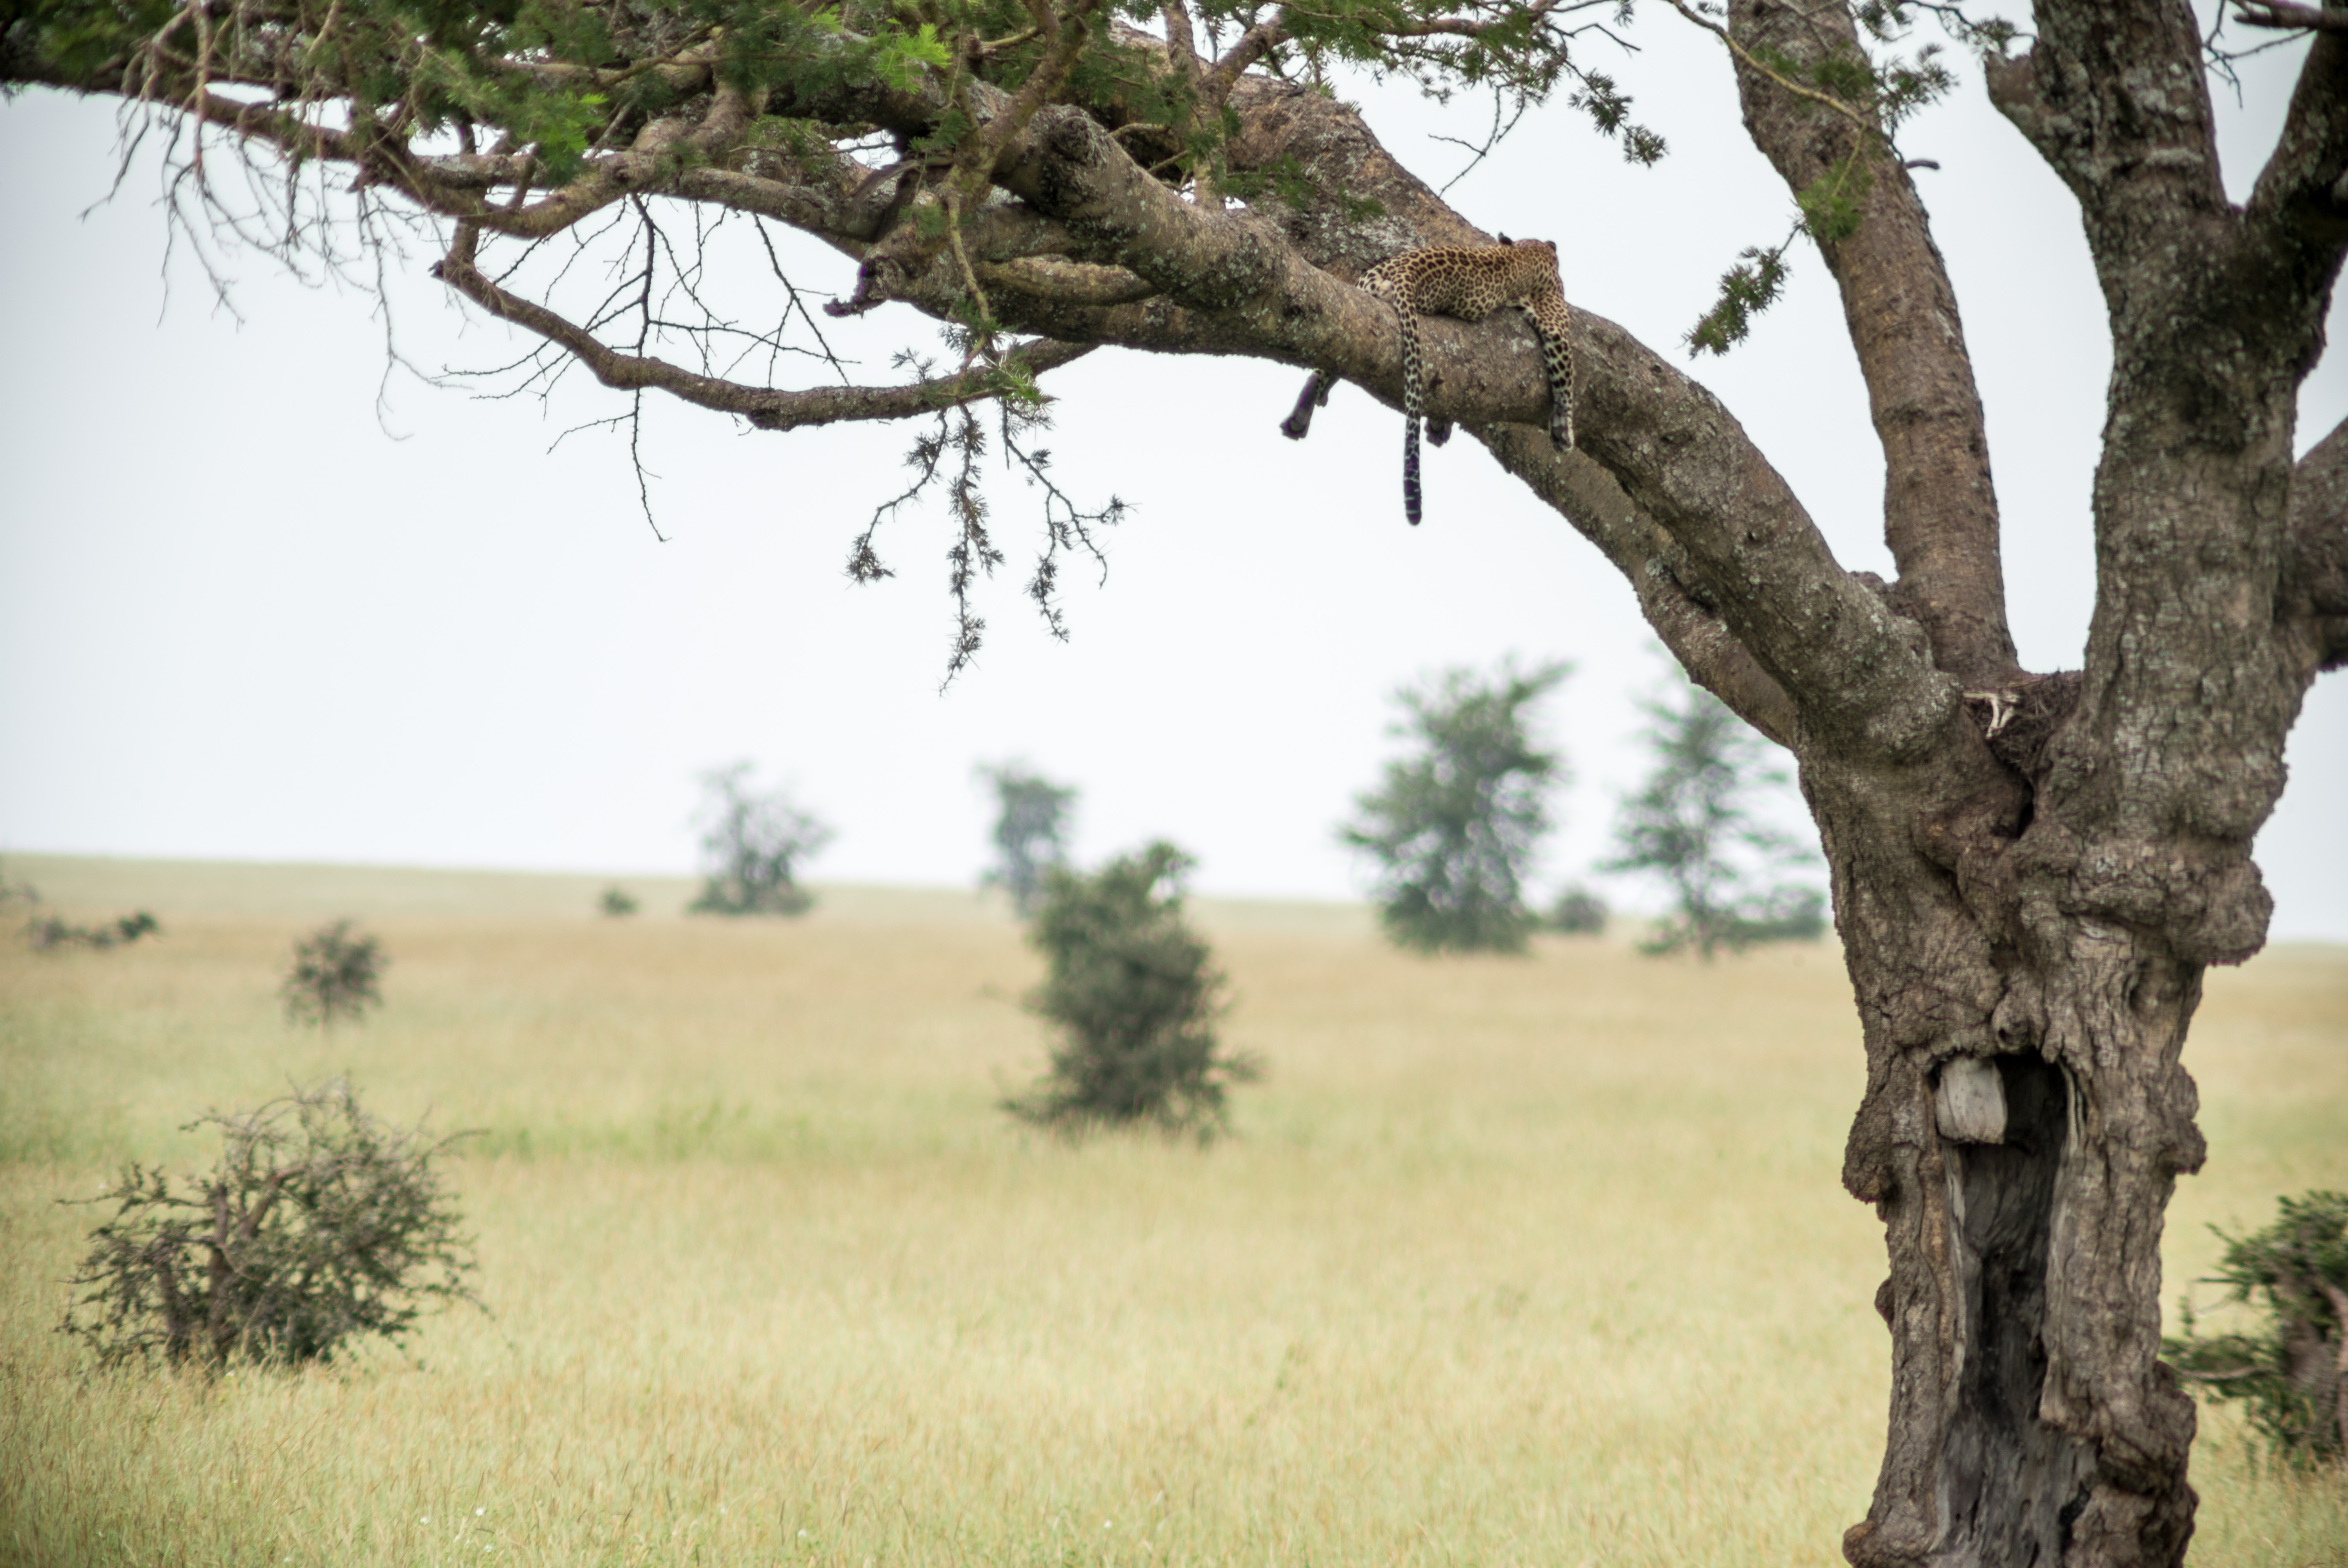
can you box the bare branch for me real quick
[2231,0,2348,32]
[432,224,1092,433]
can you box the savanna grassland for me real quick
[2,855,2342,1567]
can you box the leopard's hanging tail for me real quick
[1397,310,1426,526]
[1402,413,1423,526]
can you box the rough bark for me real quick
[1727,0,2019,689]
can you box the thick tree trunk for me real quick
[1829,860,2207,1568]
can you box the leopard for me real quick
[1280,237,1576,527]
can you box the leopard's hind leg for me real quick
[1280,369,1336,440]
[1522,299,1575,452]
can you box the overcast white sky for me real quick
[3,6,2344,938]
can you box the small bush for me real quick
[1006,842,1258,1139]
[25,909,161,951]
[60,1081,477,1370]
[281,920,386,1028]
[599,885,641,917]
[2165,1190,2348,1464]
[1547,886,1608,936]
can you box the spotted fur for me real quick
[1361,238,1576,526]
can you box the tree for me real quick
[281,920,386,1028]
[688,762,833,917]
[1340,663,1568,954]
[10,0,2348,1555]
[1005,841,1255,1138]
[1604,671,1825,958]
[61,1080,477,1370]
[976,762,1078,917]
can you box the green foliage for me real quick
[1603,671,1825,959]
[1682,0,1982,355]
[2166,1191,2348,1465]
[1568,70,1667,165]
[1006,842,1255,1139]
[24,909,161,952]
[281,920,386,1027]
[1340,662,1568,956]
[60,1081,477,1371]
[977,762,1078,918]
[688,762,833,918]
[598,885,641,918]
[1794,154,1872,245]
[1547,884,1608,936]
[1687,243,1790,357]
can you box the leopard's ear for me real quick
[1497,234,1514,245]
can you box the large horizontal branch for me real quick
[432,224,1092,430]
[987,86,1955,759]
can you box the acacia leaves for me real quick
[1678,0,1995,355]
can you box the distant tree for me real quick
[1340,663,1568,955]
[1006,842,1256,1140]
[688,762,833,917]
[61,1080,476,1370]
[598,885,641,918]
[281,921,385,1028]
[2165,1190,2348,1466]
[1546,885,1609,937]
[1603,674,1825,959]
[24,909,161,952]
[976,763,1077,918]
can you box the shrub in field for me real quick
[2165,1191,2348,1464]
[24,909,161,951]
[1006,842,1256,1139]
[1547,885,1608,936]
[1340,663,1569,956]
[599,885,641,917]
[281,920,385,1027]
[60,1081,477,1370]
[688,761,833,916]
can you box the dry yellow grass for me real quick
[2,855,2342,1566]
